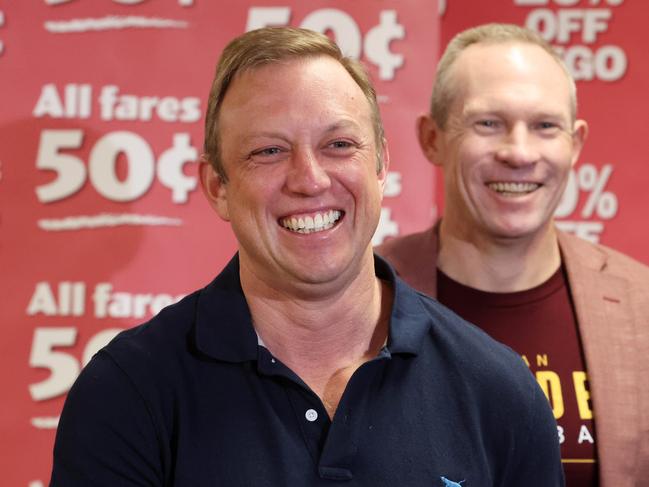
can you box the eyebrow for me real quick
[462,108,569,122]
[321,119,364,134]
[240,131,287,143]
[240,119,364,143]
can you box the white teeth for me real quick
[488,182,539,195]
[281,210,342,234]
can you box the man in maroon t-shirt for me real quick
[376,23,649,487]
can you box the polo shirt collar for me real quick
[195,254,259,362]
[194,253,432,362]
[375,254,432,356]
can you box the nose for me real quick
[285,147,331,195]
[495,123,540,167]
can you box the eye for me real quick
[248,146,288,163]
[537,122,557,130]
[252,146,283,156]
[473,119,502,134]
[328,140,354,149]
[533,121,563,136]
[477,120,499,128]
[322,139,359,158]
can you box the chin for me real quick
[287,261,346,286]
[487,219,548,241]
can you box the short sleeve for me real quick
[50,351,165,487]
[503,380,565,487]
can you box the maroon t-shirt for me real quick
[437,266,598,486]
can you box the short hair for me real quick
[431,23,577,129]
[203,27,384,182]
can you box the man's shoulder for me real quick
[111,289,201,349]
[558,230,649,281]
[375,226,436,260]
[399,288,562,484]
[94,289,204,382]
[599,243,649,280]
[406,286,549,428]
[375,226,439,295]
[405,284,531,381]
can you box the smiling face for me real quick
[201,56,387,293]
[420,42,587,245]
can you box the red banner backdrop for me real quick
[3,1,647,484]
[0,1,438,485]
[439,0,649,263]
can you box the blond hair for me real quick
[203,27,384,181]
[431,23,577,128]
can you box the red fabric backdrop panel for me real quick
[0,1,437,485]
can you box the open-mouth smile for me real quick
[280,210,343,234]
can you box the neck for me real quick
[437,219,561,292]
[239,251,391,415]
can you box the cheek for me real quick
[330,162,373,193]
[451,147,482,187]
[545,145,575,175]
[219,182,256,219]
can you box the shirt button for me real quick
[305,409,318,422]
[270,358,276,364]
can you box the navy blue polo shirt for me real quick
[51,255,563,486]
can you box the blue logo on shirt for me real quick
[440,477,465,487]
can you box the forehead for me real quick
[449,42,572,118]
[219,56,373,133]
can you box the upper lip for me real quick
[486,180,542,187]
[485,179,541,184]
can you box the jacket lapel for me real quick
[559,231,638,486]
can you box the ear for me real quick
[417,114,442,166]
[377,138,390,197]
[199,158,230,221]
[570,119,589,167]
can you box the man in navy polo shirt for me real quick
[51,27,563,486]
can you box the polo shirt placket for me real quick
[256,337,393,482]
